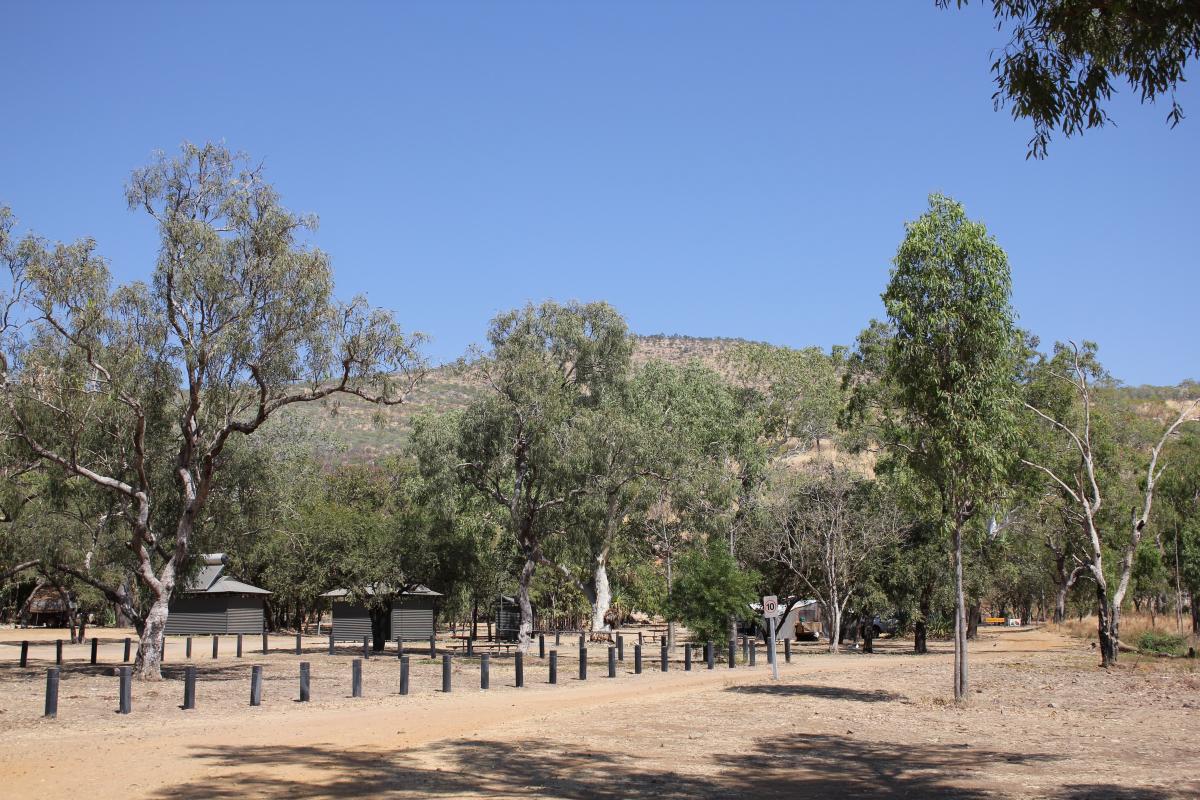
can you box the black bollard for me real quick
[400,656,410,695]
[295,633,301,655]
[616,633,624,662]
[261,631,268,654]
[634,644,642,674]
[429,635,437,658]
[45,668,59,718]
[706,641,715,670]
[661,644,668,672]
[555,630,561,646]
[56,639,63,665]
[467,637,474,657]
[608,646,617,678]
[785,638,792,663]
[579,646,587,680]
[237,634,243,658]
[363,636,370,660]
[186,637,193,659]
[728,639,737,668]
[685,643,692,671]
[328,632,335,655]
[118,666,132,714]
[20,640,28,668]
[212,635,219,659]
[742,636,749,662]
[515,651,524,688]
[549,650,558,684]
[250,665,263,706]
[300,662,311,702]
[539,634,545,659]
[638,631,644,646]
[749,640,756,667]
[123,638,131,663]
[579,633,586,650]
[442,654,452,693]
[661,634,667,648]
[183,665,196,710]
[91,637,99,665]
[480,653,490,690]
[352,659,363,697]
[396,638,403,660]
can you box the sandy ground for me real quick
[0,626,1197,799]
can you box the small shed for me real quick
[26,584,71,627]
[494,595,520,642]
[165,554,270,635]
[322,585,442,642]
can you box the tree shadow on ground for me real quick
[725,683,904,703]
[1054,786,1190,800]
[153,733,1063,799]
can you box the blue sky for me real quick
[2,1,1196,385]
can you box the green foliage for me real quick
[667,539,760,643]
[1137,630,1187,656]
[942,0,1200,157]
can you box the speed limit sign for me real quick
[762,595,780,618]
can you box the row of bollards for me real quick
[38,635,780,718]
[19,637,135,668]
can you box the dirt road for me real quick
[1,627,1196,798]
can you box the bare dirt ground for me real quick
[1,626,1197,799]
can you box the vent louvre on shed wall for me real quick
[165,596,229,635]
[392,597,436,640]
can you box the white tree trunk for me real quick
[517,556,536,653]
[590,557,612,633]
[134,594,170,680]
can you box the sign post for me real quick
[762,595,780,681]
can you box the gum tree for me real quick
[0,143,424,678]
[882,194,1020,702]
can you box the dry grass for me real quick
[1049,612,1199,654]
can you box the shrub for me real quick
[666,539,759,643]
[1137,630,1187,656]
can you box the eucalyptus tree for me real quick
[881,194,1021,701]
[0,143,424,679]
[1159,427,1200,633]
[941,0,1200,158]
[419,301,631,651]
[1022,341,1197,664]
[730,342,843,455]
[761,461,901,653]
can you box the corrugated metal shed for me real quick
[165,554,270,635]
[323,585,442,642]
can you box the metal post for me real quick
[608,646,617,678]
[742,636,749,662]
[20,640,28,668]
[328,632,335,655]
[399,656,410,695]
[749,639,756,667]
[579,633,586,649]
[429,635,436,658]
[261,631,268,654]
[616,633,624,662]
[352,659,363,697]
[685,643,692,671]
[549,650,558,684]
[45,668,59,718]
[441,654,452,693]
[362,636,370,660]
[706,641,714,670]
[660,644,668,672]
[480,653,490,690]
[539,634,545,659]
[91,637,99,665]
[634,644,642,674]
[250,665,263,706]
[768,622,779,680]
[638,631,644,646]
[183,665,196,710]
[56,639,63,665]
[554,630,561,646]
[785,638,792,663]
[294,633,301,655]
[396,638,403,659]
[728,639,736,668]
[212,635,219,659]
[578,645,587,680]
[186,637,193,659]
[237,634,243,658]
[123,638,131,663]
[300,662,311,702]
[467,636,474,657]
[118,666,132,714]
[515,651,524,688]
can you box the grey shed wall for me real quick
[165,595,265,635]
[331,596,437,641]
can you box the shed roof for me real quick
[322,584,442,598]
[182,556,271,596]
